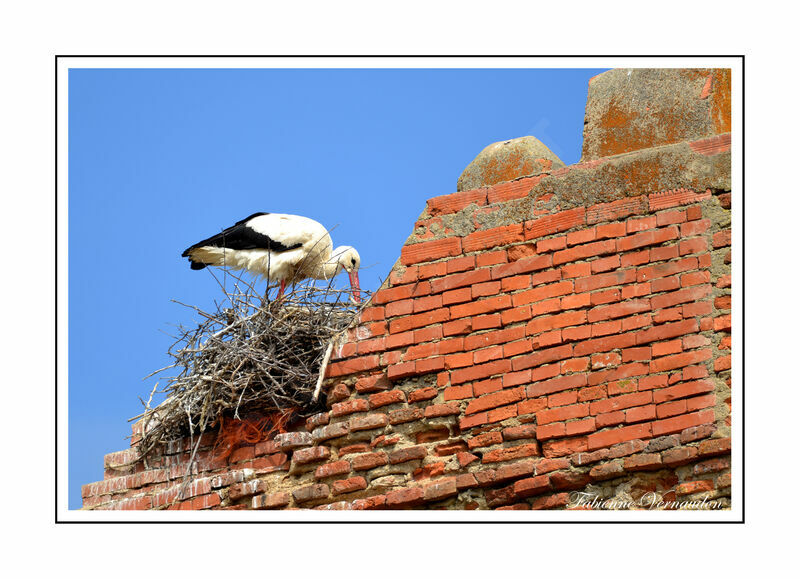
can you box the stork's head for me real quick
[332,246,361,303]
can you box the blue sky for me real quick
[68,66,605,509]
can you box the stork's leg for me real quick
[277,279,287,300]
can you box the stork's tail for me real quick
[183,247,224,270]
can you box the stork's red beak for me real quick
[349,270,361,303]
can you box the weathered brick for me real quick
[253,491,290,510]
[273,432,313,451]
[314,460,351,479]
[386,486,425,508]
[388,445,427,464]
[423,477,458,501]
[332,476,368,495]
[292,483,329,504]
[312,422,350,442]
[349,413,388,432]
[482,443,540,463]
[292,446,331,465]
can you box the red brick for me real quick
[385,299,413,318]
[424,477,458,502]
[513,475,551,498]
[588,460,625,481]
[349,413,388,432]
[587,196,648,225]
[408,387,437,403]
[590,392,652,415]
[314,460,351,479]
[389,308,450,334]
[483,443,540,463]
[253,491,291,510]
[651,285,712,311]
[476,250,508,268]
[527,373,587,398]
[565,417,597,436]
[354,373,392,394]
[573,333,636,357]
[537,403,590,425]
[553,239,616,266]
[616,226,679,252]
[650,348,712,373]
[467,431,503,450]
[526,310,586,336]
[713,229,731,248]
[518,398,548,416]
[541,437,589,458]
[388,445,427,464]
[626,404,656,423]
[680,218,711,237]
[548,390,578,408]
[401,237,462,265]
[656,209,687,226]
[595,221,626,239]
[575,269,636,293]
[368,390,406,409]
[442,287,472,306]
[634,319,698,345]
[351,494,388,510]
[292,446,331,465]
[687,393,716,412]
[561,262,591,279]
[450,294,511,319]
[679,237,708,255]
[662,446,699,466]
[472,280,502,299]
[451,359,512,384]
[386,486,425,508]
[653,380,715,404]
[413,294,443,314]
[698,437,732,457]
[431,268,493,294]
[648,188,711,211]
[491,254,553,279]
[463,224,524,252]
[536,422,565,440]
[591,254,621,274]
[587,422,652,451]
[676,480,715,497]
[652,409,715,436]
[424,402,461,417]
[292,484,330,504]
[537,236,567,253]
[566,227,597,246]
[525,207,586,239]
[350,452,388,471]
[464,388,522,416]
[427,188,488,216]
[327,355,381,378]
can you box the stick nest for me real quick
[133,275,364,461]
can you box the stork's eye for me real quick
[351,258,356,266]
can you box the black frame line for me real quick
[55,54,744,524]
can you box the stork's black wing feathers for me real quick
[181,213,302,256]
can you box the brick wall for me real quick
[82,69,733,512]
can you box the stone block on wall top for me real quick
[456,136,565,192]
[581,68,731,162]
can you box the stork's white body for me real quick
[188,214,333,281]
[182,212,361,301]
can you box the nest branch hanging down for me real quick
[131,272,365,462]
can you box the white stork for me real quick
[182,212,361,302]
